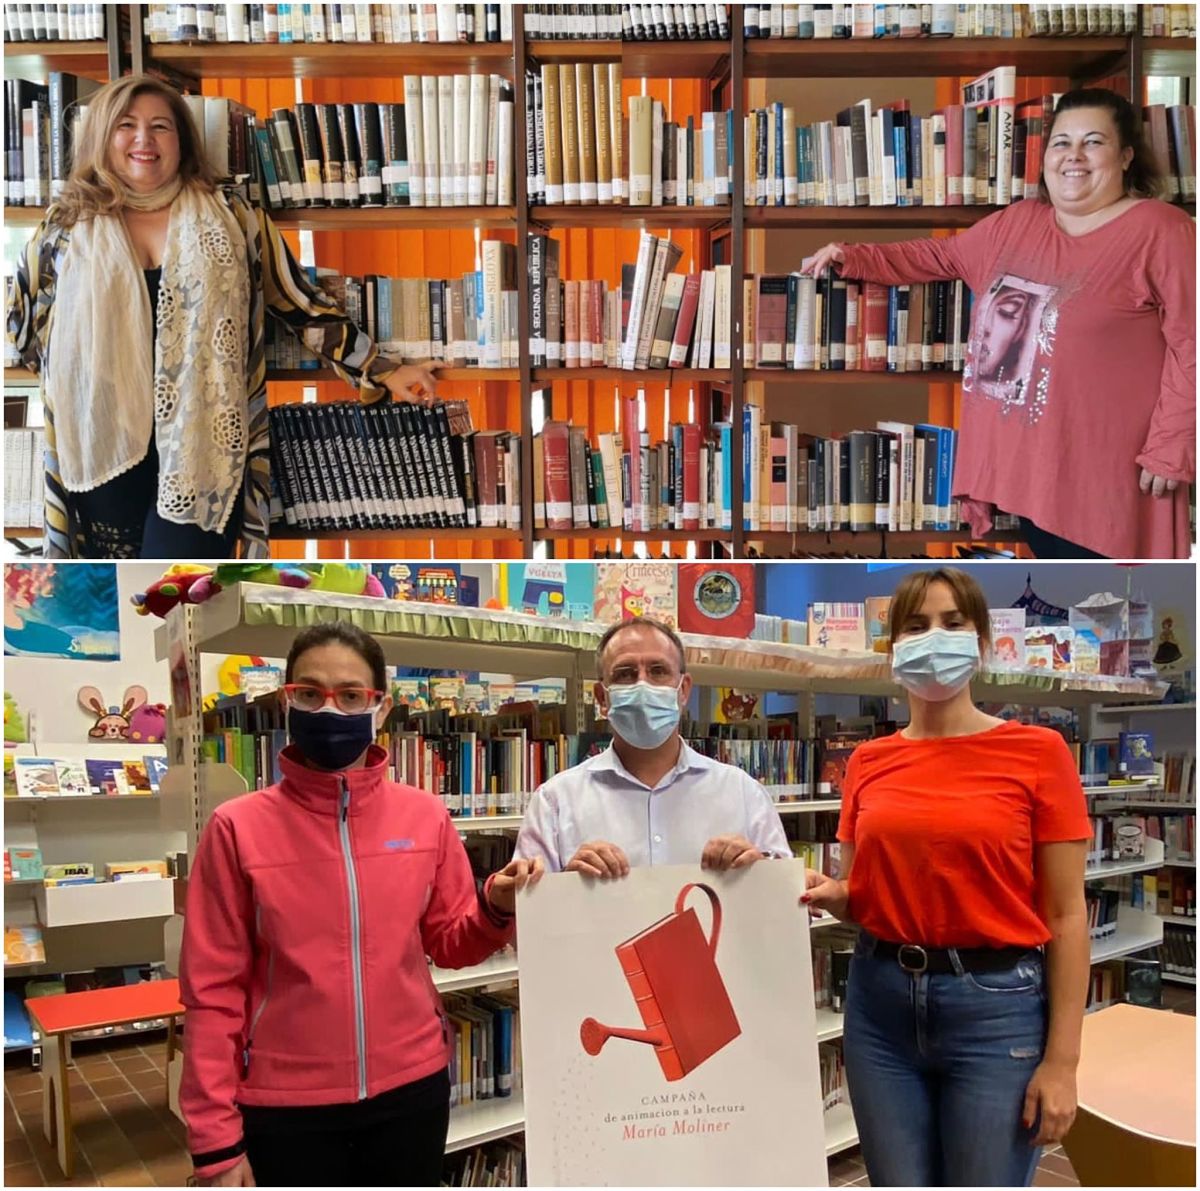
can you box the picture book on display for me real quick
[85,759,130,796]
[14,758,59,797]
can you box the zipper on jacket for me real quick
[242,905,275,1078]
[339,777,369,1101]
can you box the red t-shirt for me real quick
[837,720,1091,948]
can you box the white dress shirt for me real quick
[514,740,792,871]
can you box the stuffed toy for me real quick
[132,563,386,620]
[130,565,219,618]
[128,703,168,745]
[78,686,148,740]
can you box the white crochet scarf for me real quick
[47,184,251,533]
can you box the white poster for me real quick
[517,861,828,1187]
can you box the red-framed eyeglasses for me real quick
[282,684,386,714]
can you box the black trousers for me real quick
[1017,515,1108,560]
[71,437,242,559]
[241,1070,451,1188]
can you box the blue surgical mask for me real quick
[288,706,376,771]
[891,628,980,702]
[604,681,682,750]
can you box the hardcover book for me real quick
[580,883,740,1081]
[1119,733,1156,777]
[595,563,678,631]
[808,603,867,652]
[988,608,1026,670]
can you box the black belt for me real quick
[871,938,1034,976]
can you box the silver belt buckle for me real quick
[898,944,928,974]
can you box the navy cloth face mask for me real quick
[288,706,375,771]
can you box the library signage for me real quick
[518,862,827,1186]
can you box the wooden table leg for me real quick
[41,1034,74,1178]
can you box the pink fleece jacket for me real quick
[178,745,512,1179]
[839,198,1195,558]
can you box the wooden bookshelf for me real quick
[743,36,1130,80]
[534,528,731,542]
[744,530,1018,552]
[268,206,518,231]
[744,205,1002,229]
[267,368,520,383]
[531,367,730,384]
[143,40,516,78]
[1142,37,1198,75]
[4,207,48,228]
[8,9,1182,559]
[269,526,523,541]
[526,38,732,80]
[529,205,731,230]
[745,369,962,385]
[3,39,113,80]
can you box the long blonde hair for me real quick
[50,75,215,227]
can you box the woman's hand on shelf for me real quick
[381,360,442,406]
[799,242,846,277]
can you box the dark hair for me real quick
[887,568,993,655]
[285,623,388,692]
[596,617,688,678]
[1037,88,1163,202]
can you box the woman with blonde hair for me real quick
[804,566,1091,1186]
[7,75,438,559]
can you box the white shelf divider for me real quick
[823,1102,858,1157]
[1095,703,1195,716]
[815,1007,845,1044]
[1085,836,1166,881]
[445,1092,525,1153]
[1089,908,1163,965]
[432,952,519,993]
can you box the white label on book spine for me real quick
[546,500,570,523]
[546,182,564,204]
[359,175,382,196]
[598,181,613,202]
[564,181,581,202]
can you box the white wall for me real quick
[6,563,169,744]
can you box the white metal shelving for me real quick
[432,952,519,994]
[1089,909,1163,965]
[446,1092,526,1152]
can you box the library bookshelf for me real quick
[5,9,1193,557]
[153,581,1175,1157]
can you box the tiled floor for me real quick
[5,1036,191,1188]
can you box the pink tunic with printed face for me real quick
[839,198,1195,559]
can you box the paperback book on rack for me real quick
[518,863,827,1186]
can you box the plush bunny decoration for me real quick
[77,685,149,740]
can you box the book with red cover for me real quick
[942,103,964,204]
[668,273,702,367]
[580,883,740,1081]
[472,433,499,527]
[678,564,756,637]
[753,274,790,367]
[680,423,702,530]
[541,420,572,530]
[862,283,889,372]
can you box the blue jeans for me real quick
[843,933,1047,1187]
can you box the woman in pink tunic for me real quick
[805,88,1195,560]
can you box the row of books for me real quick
[527,65,735,208]
[442,1140,526,1189]
[1087,957,1168,1012]
[266,401,523,535]
[7,756,164,798]
[2,3,106,40]
[1144,104,1198,205]
[685,736,812,788]
[1082,735,1182,785]
[1087,813,1196,868]
[534,415,735,535]
[1157,924,1196,979]
[812,938,855,1011]
[443,988,522,1108]
[1124,868,1196,919]
[744,2,1158,38]
[819,1042,849,1113]
[5,73,99,207]
[142,3,514,43]
[791,838,844,880]
[747,81,1053,210]
[745,276,970,373]
[3,859,168,886]
[524,3,731,39]
[531,235,733,371]
[3,429,46,532]
[740,416,962,535]
[238,88,516,210]
[1086,887,1122,939]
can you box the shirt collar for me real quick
[589,740,711,789]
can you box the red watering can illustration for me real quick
[580,883,741,1081]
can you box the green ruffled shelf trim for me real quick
[242,598,605,655]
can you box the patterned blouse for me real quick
[6,187,396,558]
